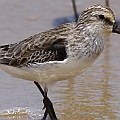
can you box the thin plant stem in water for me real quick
[105,0,109,7]
[71,0,78,22]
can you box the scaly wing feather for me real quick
[0,23,74,67]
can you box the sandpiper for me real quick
[0,4,119,120]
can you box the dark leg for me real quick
[34,81,58,120]
[41,110,48,120]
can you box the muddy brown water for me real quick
[0,0,120,120]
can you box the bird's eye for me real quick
[98,15,105,20]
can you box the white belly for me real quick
[0,56,97,86]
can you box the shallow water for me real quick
[0,0,120,120]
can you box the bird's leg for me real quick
[41,110,48,120]
[34,81,47,120]
[43,87,58,120]
[34,81,58,120]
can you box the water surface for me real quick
[0,0,120,120]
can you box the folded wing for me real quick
[0,23,73,67]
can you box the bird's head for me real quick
[76,4,120,35]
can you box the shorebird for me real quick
[0,4,119,120]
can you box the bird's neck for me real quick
[68,25,109,60]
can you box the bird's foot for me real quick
[34,81,58,120]
[43,91,58,120]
